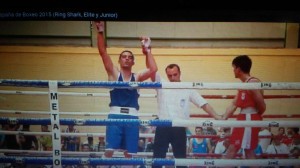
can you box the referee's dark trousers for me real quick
[153,127,187,168]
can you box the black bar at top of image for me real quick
[1,9,300,22]
[0,0,300,22]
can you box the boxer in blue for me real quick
[95,21,157,159]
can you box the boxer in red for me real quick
[222,55,266,166]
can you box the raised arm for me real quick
[136,37,158,82]
[95,21,118,81]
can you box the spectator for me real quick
[145,140,154,152]
[214,127,231,155]
[189,127,212,155]
[266,136,290,156]
[62,124,80,151]
[0,124,9,148]
[278,127,286,137]
[4,124,20,149]
[290,146,300,159]
[138,138,146,152]
[97,137,106,152]
[258,127,272,153]
[81,143,91,152]
[203,126,218,152]
[289,136,300,153]
[39,125,52,151]
[282,127,299,148]
[18,124,39,150]
[266,136,291,168]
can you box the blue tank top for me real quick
[109,73,140,110]
[192,138,208,153]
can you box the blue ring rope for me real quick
[0,118,172,127]
[0,79,162,89]
[1,157,300,166]
[0,157,174,166]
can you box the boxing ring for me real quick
[0,79,300,167]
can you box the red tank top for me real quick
[236,77,260,108]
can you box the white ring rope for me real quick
[2,90,300,99]
[1,131,289,139]
[0,150,148,157]
[171,119,300,127]
[0,131,154,138]
[2,109,300,119]
[174,159,300,167]
[1,79,300,90]
[0,90,157,98]
[0,109,157,117]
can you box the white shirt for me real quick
[214,140,227,154]
[290,144,300,152]
[155,73,207,120]
[266,143,290,154]
[258,128,272,153]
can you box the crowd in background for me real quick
[0,124,299,168]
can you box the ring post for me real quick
[48,80,62,168]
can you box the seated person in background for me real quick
[214,127,231,155]
[39,125,52,151]
[203,126,218,152]
[266,136,289,157]
[81,143,93,152]
[278,127,286,137]
[290,146,300,159]
[87,136,95,151]
[0,124,9,148]
[258,127,272,153]
[188,127,213,157]
[266,136,293,168]
[282,127,299,148]
[18,124,39,150]
[97,137,106,152]
[189,127,212,168]
[62,124,80,151]
[145,140,154,152]
[4,124,20,150]
[138,138,146,152]
[289,137,300,153]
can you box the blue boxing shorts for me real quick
[105,114,139,154]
